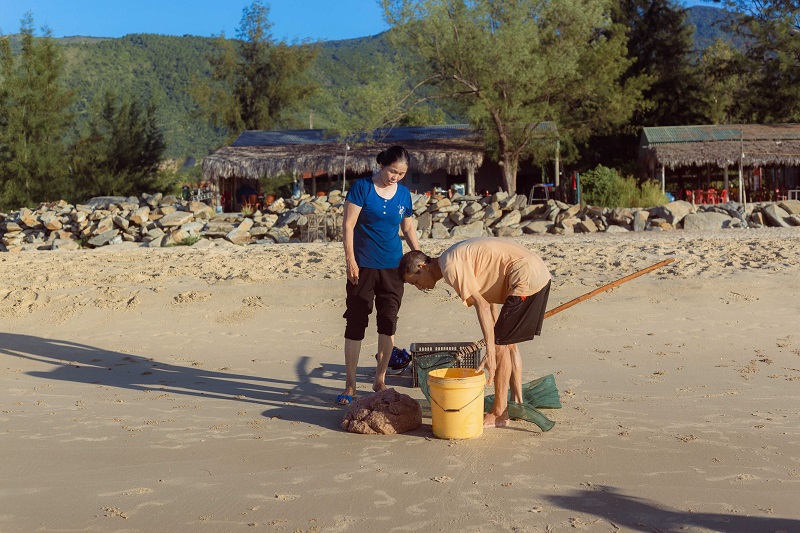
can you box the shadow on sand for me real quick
[545,485,799,533]
[0,332,418,432]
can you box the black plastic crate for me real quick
[410,341,483,387]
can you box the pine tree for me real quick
[70,91,166,200]
[718,0,800,122]
[0,13,74,210]
[192,1,319,140]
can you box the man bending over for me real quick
[399,237,551,428]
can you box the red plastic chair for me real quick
[706,189,718,204]
[719,189,729,203]
[693,189,705,204]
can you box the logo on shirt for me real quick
[398,204,405,216]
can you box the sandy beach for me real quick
[1,228,799,532]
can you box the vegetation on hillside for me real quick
[1,1,798,207]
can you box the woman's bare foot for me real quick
[337,386,356,405]
[483,412,509,428]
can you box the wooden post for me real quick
[311,174,317,196]
[723,164,729,199]
[466,167,475,196]
[554,140,560,188]
[660,165,666,194]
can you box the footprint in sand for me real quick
[373,490,396,507]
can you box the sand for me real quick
[1,228,799,532]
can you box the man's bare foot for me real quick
[483,412,509,428]
[372,382,388,392]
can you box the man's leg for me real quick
[509,343,523,403]
[484,344,512,428]
[374,333,394,392]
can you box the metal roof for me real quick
[642,124,800,145]
[232,122,558,147]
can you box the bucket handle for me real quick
[429,388,484,413]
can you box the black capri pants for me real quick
[343,267,405,341]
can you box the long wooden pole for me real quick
[454,258,675,359]
[543,258,674,319]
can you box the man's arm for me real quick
[467,292,498,386]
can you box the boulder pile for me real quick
[2,190,799,252]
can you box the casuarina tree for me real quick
[381,0,644,194]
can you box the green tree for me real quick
[697,38,744,124]
[382,0,644,193]
[585,0,707,170]
[716,0,800,122]
[70,91,167,200]
[0,13,74,210]
[193,1,319,140]
[616,0,707,128]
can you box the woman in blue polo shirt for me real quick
[338,145,421,405]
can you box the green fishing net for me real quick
[415,351,561,432]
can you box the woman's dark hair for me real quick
[377,145,410,167]
[398,250,431,281]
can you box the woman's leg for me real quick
[342,338,361,402]
[374,268,404,392]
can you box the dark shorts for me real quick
[343,267,405,341]
[494,280,551,345]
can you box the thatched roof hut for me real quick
[640,124,800,170]
[202,125,485,182]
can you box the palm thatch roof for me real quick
[202,125,485,181]
[640,124,800,169]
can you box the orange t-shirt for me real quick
[438,237,551,306]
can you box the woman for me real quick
[338,145,421,405]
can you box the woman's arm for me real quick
[342,200,362,285]
[400,216,421,252]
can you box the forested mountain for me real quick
[7,6,733,164]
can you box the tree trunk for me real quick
[501,153,518,194]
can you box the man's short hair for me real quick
[398,250,431,281]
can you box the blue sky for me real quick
[0,0,715,42]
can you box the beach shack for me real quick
[201,123,561,211]
[639,124,800,204]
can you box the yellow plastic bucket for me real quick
[427,368,486,439]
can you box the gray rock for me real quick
[682,211,734,230]
[237,217,254,232]
[416,212,432,232]
[450,221,485,238]
[605,224,630,233]
[778,199,800,215]
[577,218,598,233]
[159,211,194,227]
[430,223,450,239]
[86,196,127,210]
[88,229,120,247]
[463,202,484,216]
[523,220,552,234]
[495,226,523,237]
[650,200,693,227]
[761,204,791,227]
[494,210,521,228]
[633,210,649,232]
[225,228,251,244]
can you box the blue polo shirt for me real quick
[346,177,413,269]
